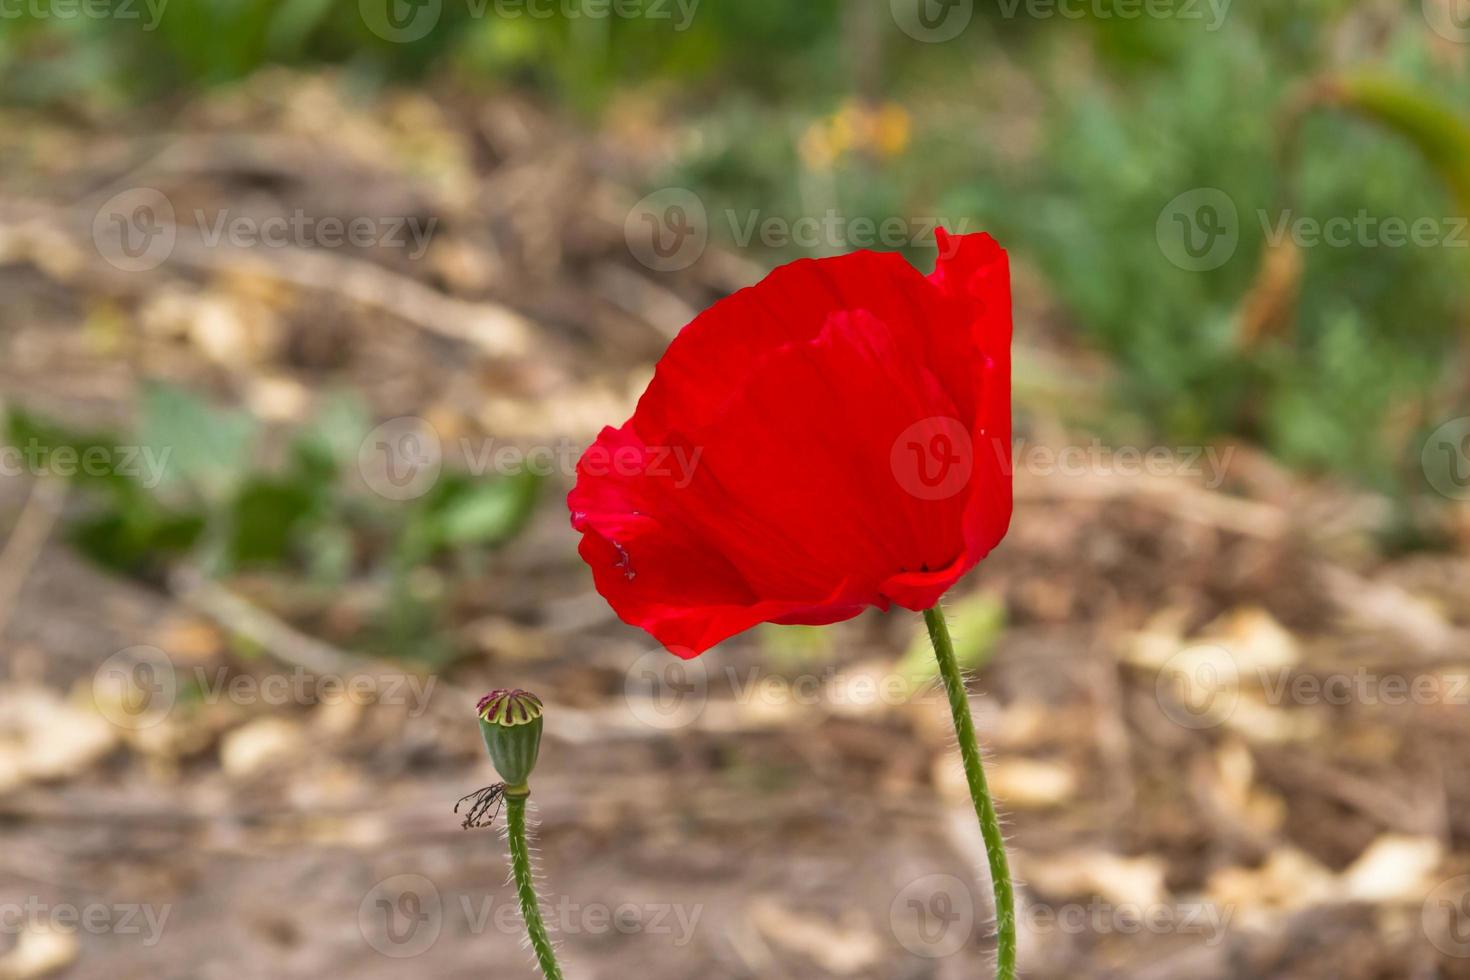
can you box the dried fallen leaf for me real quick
[1022,850,1168,908]
[1199,607,1300,671]
[0,926,78,980]
[746,898,881,976]
[1207,847,1336,927]
[957,756,1077,809]
[0,687,117,793]
[1208,739,1286,836]
[220,716,306,777]
[1341,835,1443,904]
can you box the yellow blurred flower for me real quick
[872,103,912,158]
[800,100,913,172]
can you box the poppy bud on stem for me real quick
[923,607,1016,980]
[476,690,563,980]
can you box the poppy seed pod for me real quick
[477,689,544,793]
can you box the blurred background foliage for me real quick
[2,0,1467,527]
[7,389,541,663]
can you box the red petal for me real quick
[569,230,1012,655]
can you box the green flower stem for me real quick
[923,605,1016,979]
[505,792,564,980]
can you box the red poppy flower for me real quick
[568,229,1011,656]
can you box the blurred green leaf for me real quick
[70,507,205,577]
[227,477,319,566]
[6,409,130,493]
[297,392,371,468]
[266,0,335,58]
[428,470,541,549]
[5,407,206,575]
[140,384,258,502]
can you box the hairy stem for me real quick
[505,793,564,980]
[923,605,1016,978]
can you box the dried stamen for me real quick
[455,783,508,829]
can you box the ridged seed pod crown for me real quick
[477,689,544,790]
